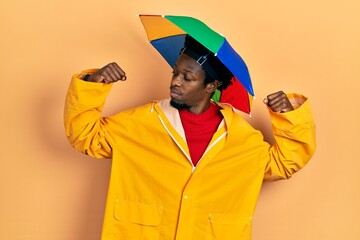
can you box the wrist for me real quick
[83,74,91,81]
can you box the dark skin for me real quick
[86,59,294,113]
[86,62,127,83]
[169,54,219,114]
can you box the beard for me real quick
[170,99,190,110]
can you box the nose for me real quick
[171,74,182,87]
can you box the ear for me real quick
[206,80,221,93]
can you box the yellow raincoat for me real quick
[64,72,316,240]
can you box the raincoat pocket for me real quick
[206,214,252,240]
[113,200,163,239]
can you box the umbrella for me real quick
[139,14,254,114]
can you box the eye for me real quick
[184,74,194,81]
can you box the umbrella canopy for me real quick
[139,14,254,114]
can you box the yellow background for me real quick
[1,0,359,239]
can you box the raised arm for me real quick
[262,92,316,181]
[64,62,126,158]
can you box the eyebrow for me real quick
[174,64,196,74]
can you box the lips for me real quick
[170,88,182,98]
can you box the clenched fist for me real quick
[87,62,127,83]
[263,91,294,113]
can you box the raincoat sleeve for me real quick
[263,93,316,181]
[64,70,114,158]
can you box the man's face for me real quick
[170,54,212,114]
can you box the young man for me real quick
[64,36,316,239]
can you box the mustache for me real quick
[170,87,182,95]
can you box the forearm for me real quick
[64,72,113,158]
[264,94,316,181]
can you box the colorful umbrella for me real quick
[139,14,254,114]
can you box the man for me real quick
[64,35,316,239]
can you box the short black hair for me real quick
[183,35,233,90]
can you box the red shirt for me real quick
[179,103,223,166]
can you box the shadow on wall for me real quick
[246,109,275,145]
[34,82,111,239]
